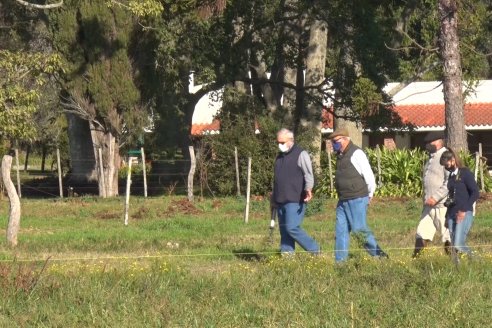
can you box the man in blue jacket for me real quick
[272,128,320,255]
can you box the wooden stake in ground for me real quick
[141,147,148,198]
[56,148,63,198]
[14,148,21,198]
[187,146,196,202]
[244,157,251,223]
[479,143,484,191]
[235,147,241,196]
[98,147,106,198]
[124,156,136,226]
[2,155,21,247]
[325,141,333,191]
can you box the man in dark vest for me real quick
[328,127,388,262]
[272,128,320,255]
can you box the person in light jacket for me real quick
[412,131,452,257]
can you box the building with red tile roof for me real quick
[191,79,491,165]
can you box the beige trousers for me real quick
[416,206,451,243]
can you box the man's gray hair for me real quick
[277,128,294,140]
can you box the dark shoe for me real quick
[444,240,452,255]
[378,251,389,259]
[412,238,430,258]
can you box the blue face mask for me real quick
[332,141,342,152]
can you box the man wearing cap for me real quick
[412,131,451,257]
[272,128,320,255]
[328,127,388,262]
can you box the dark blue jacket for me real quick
[273,144,305,204]
[446,167,479,220]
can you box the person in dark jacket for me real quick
[439,150,479,257]
[328,127,388,262]
[272,128,320,255]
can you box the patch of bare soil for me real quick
[96,211,120,220]
[163,199,203,216]
[212,199,222,210]
[479,192,492,201]
[132,206,150,220]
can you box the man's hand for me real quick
[304,190,312,203]
[425,197,437,206]
[456,210,466,223]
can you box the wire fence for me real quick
[3,157,193,198]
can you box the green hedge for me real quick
[316,146,492,198]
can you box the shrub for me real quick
[200,90,281,196]
[367,146,426,197]
[317,146,492,198]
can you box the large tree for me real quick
[439,0,466,152]
[48,1,149,196]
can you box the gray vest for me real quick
[335,142,368,200]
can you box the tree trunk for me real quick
[334,23,363,147]
[438,0,467,152]
[2,155,21,247]
[301,19,328,170]
[278,0,303,127]
[66,113,97,183]
[24,145,30,172]
[250,15,281,114]
[90,124,120,197]
[41,144,47,172]
[232,16,250,94]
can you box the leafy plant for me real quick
[200,90,281,196]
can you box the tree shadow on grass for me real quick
[232,248,266,262]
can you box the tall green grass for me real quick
[0,196,491,327]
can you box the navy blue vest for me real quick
[273,144,305,204]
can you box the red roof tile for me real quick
[191,119,220,136]
[191,103,492,135]
[392,103,492,128]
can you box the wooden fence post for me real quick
[57,148,63,198]
[141,147,148,198]
[479,143,484,191]
[14,148,21,198]
[474,151,479,182]
[98,147,106,198]
[124,156,135,226]
[244,157,251,223]
[187,146,196,202]
[2,155,21,247]
[325,141,333,191]
[235,147,241,196]
[377,146,382,187]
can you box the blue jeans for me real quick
[277,202,319,254]
[335,196,384,262]
[447,211,474,255]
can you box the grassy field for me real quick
[0,195,491,327]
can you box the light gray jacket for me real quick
[423,146,449,207]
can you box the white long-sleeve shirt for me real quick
[349,149,376,197]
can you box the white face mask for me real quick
[278,143,290,153]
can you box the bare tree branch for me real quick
[14,0,63,9]
[60,94,105,131]
[386,60,441,98]
[389,27,439,53]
